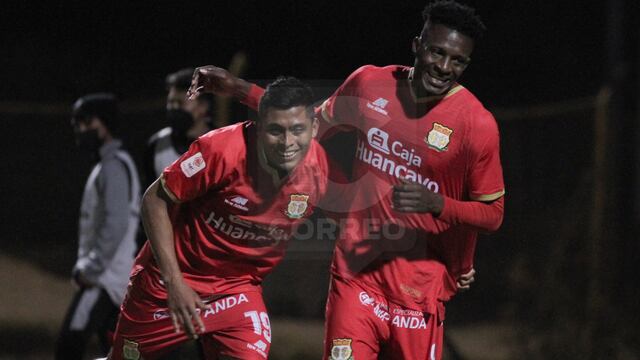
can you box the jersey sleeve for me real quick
[318,66,370,135]
[466,111,505,201]
[241,84,265,111]
[161,136,226,202]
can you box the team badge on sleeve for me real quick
[285,194,309,219]
[425,123,453,152]
[180,152,206,178]
[329,338,353,360]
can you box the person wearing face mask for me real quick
[143,68,216,188]
[55,93,141,360]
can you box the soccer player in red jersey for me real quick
[109,77,342,359]
[189,2,503,359]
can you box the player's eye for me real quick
[291,126,306,135]
[452,57,470,67]
[427,46,444,58]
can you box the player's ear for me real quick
[412,36,421,55]
[311,117,319,138]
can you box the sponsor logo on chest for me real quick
[357,127,440,192]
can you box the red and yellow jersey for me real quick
[135,121,333,296]
[320,65,505,313]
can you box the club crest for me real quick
[425,122,453,152]
[285,194,309,219]
[122,339,141,360]
[329,338,353,360]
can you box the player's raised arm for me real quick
[141,178,209,339]
[188,65,257,105]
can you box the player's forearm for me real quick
[142,180,183,283]
[239,83,263,110]
[437,196,504,232]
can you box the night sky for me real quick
[1,1,620,106]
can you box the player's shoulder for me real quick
[198,121,251,146]
[349,64,406,81]
[300,140,331,174]
[196,121,252,161]
[147,126,172,146]
[452,87,498,132]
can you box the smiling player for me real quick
[110,77,343,360]
[189,1,504,359]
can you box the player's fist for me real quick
[392,178,444,214]
[456,268,476,292]
[188,66,241,99]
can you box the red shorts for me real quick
[111,269,272,360]
[323,276,444,360]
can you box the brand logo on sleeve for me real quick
[285,194,309,219]
[426,123,453,152]
[180,152,206,178]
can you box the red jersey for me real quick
[319,65,505,314]
[134,121,334,296]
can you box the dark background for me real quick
[1,0,639,358]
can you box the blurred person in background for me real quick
[55,93,141,360]
[143,68,216,187]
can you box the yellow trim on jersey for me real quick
[471,189,505,202]
[444,85,464,98]
[160,176,181,204]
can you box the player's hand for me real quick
[187,65,240,99]
[392,178,444,214]
[456,268,476,292]
[73,270,95,288]
[166,278,210,339]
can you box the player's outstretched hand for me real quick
[392,178,444,214]
[188,65,244,99]
[456,268,476,292]
[166,278,211,339]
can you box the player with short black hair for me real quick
[110,77,344,359]
[422,0,486,40]
[258,76,315,120]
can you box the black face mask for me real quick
[75,129,102,154]
[167,109,194,138]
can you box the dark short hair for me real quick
[422,0,486,40]
[258,77,314,120]
[72,93,119,133]
[165,68,195,91]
